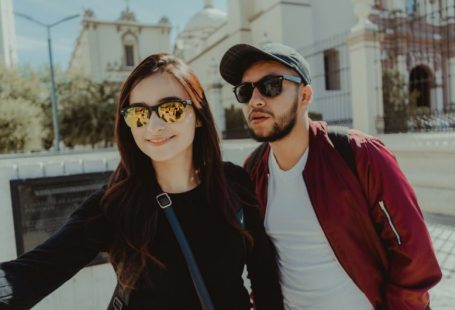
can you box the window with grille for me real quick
[125,45,134,67]
[324,49,341,91]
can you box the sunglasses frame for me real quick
[121,98,192,127]
[233,74,302,104]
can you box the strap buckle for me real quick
[112,296,123,310]
[156,192,172,209]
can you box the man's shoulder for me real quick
[243,143,269,173]
[311,121,389,161]
[347,128,380,144]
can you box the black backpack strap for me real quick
[244,142,268,174]
[327,126,358,179]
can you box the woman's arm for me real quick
[0,190,111,309]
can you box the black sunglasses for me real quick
[233,75,302,104]
[121,98,192,128]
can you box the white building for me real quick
[0,0,17,68]
[175,0,357,133]
[176,0,455,135]
[68,7,171,82]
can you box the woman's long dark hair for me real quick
[101,54,248,289]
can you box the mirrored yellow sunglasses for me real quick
[121,99,192,128]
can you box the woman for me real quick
[0,54,283,309]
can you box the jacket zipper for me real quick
[378,201,402,245]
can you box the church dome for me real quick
[183,4,227,32]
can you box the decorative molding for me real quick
[351,0,377,32]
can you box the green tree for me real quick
[382,69,419,133]
[0,65,45,153]
[223,104,250,139]
[58,76,119,148]
[0,98,44,153]
[224,104,246,131]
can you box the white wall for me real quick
[378,133,455,216]
[310,0,356,44]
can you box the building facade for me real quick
[0,0,17,68]
[175,0,356,134]
[175,0,455,135]
[68,7,171,82]
[372,0,455,132]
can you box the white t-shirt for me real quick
[265,148,373,310]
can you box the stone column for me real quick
[449,57,455,110]
[207,59,226,138]
[434,70,444,111]
[397,55,406,76]
[348,0,384,134]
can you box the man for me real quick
[219,43,441,309]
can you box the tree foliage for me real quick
[382,69,419,133]
[0,64,120,154]
[0,66,45,153]
[58,76,119,148]
[224,104,246,131]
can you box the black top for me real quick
[0,162,283,310]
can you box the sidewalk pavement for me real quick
[426,213,455,309]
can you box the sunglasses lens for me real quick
[123,106,150,128]
[158,101,186,123]
[234,76,284,103]
[235,84,254,103]
[259,77,282,97]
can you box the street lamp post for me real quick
[15,12,79,152]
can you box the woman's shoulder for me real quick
[222,161,252,187]
[222,161,257,207]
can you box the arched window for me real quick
[124,45,134,67]
[409,65,432,108]
[122,32,138,67]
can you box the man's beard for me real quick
[248,97,298,142]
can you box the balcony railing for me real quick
[384,110,455,133]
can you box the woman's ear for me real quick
[196,118,202,127]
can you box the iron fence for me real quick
[372,1,455,133]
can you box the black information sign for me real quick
[9,171,112,264]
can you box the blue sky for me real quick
[13,0,227,70]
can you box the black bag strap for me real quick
[327,126,358,179]
[156,193,215,310]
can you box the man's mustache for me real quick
[248,108,274,121]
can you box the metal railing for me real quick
[384,109,455,133]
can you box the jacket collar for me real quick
[259,120,329,171]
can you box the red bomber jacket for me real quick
[244,121,442,310]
